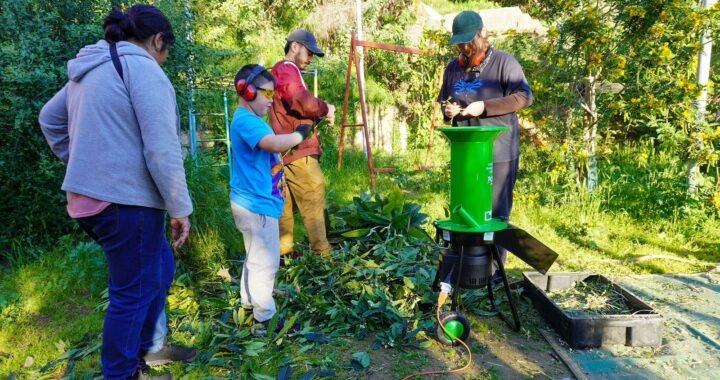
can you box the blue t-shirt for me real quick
[230,107,285,218]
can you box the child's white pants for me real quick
[231,201,280,322]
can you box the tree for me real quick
[0,0,193,258]
[532,0,719,194]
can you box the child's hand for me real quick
[294,124,313,140]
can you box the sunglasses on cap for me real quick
[258,88,274,99]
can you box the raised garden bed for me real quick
[523,272,664,349]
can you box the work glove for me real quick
[294,124,313,140]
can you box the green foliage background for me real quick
[0,0,193,256]
[1,0,719,263]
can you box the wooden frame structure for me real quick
[338,32,423,188]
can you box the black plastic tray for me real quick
[523,272,664,349]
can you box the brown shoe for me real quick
[143,341,198,367]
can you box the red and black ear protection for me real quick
[236,65,265,102]
[458,50,487,71]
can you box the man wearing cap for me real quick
[437,11,533,282]
[270,29,336,258]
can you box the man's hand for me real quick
[460,101,485,117]
[326,104,336,125]
[170,216,191,249]
[444,102,463,119]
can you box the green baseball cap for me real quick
[450,11,484,45]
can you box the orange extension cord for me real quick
[402,292,473,379]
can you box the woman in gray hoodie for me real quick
[39,5,193,380]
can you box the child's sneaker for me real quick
[252,317,301,337]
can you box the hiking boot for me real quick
[143,341,198,367]
[130,370,172,380]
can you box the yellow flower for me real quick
[615,56,627,68]
[658,45,674,62]
[658,11,673,23]
[711,192,720,210]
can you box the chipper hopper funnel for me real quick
[436,127,558,274]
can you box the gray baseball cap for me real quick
[286,29,325,57]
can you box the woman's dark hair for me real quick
[234,64,276,91]
[104,5,175,50]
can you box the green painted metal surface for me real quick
[436,126,508,233]
[444,319,464,341]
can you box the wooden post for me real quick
[338,33,356,170]
[354,42,376,188]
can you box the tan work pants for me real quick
[279,156,332,255]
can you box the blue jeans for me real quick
[148,309,168,353]
[77,205,174,379]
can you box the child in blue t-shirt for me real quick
[229,64,311,329]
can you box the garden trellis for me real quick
[188,86,232,178]
[339,32,438,188]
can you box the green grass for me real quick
[0,237,105,377]
[1,140,719,379]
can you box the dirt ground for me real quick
[341,292,574,379]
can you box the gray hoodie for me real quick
[39,40,192,218]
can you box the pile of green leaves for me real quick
[280,187,438,349]
[151,188,442,377]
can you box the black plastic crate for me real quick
[523,272,664,349]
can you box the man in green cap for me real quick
[437,10,534,284]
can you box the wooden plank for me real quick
[354,39,423,55]
[539,329,588,380]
